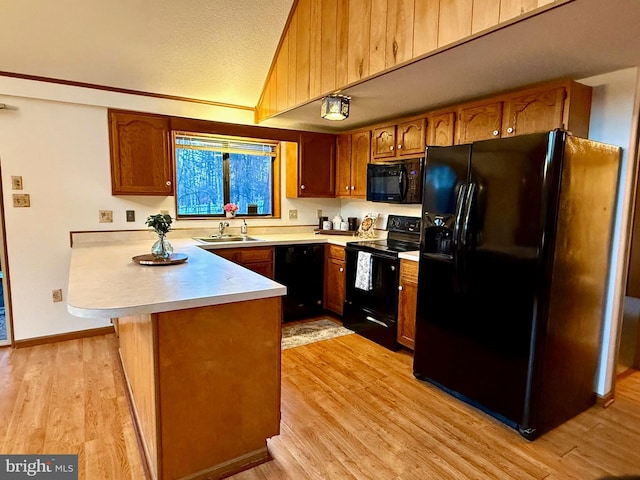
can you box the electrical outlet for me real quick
[289,209,298,220]
[126,210,135,222]
[316,209,322,218]
[99,210,113,223]
[52,289,63,303]
[160,210,169,215]
[11,176,23,190]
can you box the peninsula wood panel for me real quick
[369,0,388,75]
[320,0,338,93]
[156,299,281,479]
[347,0,371,83]
[438,0,473,47]
[472,0,501,33]
[413,0,440,56]
[385,0,415,68]
[117,314,159,480]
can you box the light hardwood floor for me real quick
[1,333,639,479]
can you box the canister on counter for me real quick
[348,217,358,231]
[318,216,328,229]
[322,220,333,230]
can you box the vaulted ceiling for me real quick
[2,0,640,133]
[0,0,293,108]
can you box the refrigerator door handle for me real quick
[399,165,409,200]
[458,182,477,293]
[452,183,469,293]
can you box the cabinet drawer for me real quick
[400,259,418,283]
[327,244,346,261]
[237,246,274,263]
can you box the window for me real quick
[174,132,279,218]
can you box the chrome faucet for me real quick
[218,221,229,237]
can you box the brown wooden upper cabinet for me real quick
[286,132,336,198]
[455,81,592,144]
[108,110,174,196]
[336,131,370,198]
[456,100,504,144]
[427,111,456,146]
[372,119,426,160]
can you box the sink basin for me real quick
[194,236,262,243]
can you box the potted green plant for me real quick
[146,213,174,260]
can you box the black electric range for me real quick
[343,215,420,350]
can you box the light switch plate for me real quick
[11,176,23,190]
[99,210,113,223]
[12,194,30,207]
[289,209,298,220]
[126,210,135,222]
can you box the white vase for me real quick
[226,211,236,218]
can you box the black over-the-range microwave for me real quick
[366,157,423,204]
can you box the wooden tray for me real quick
[314,229,357,236]
[132,253,188,266]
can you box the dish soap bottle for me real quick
[241,219,248,235]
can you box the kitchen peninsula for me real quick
[67,238,287,480]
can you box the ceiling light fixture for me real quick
[321,94,350,121]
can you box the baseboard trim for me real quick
[14,326,115,348]
[596,390,615,408]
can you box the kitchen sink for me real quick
[194,236,262,243]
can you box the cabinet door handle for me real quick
[351,185,355,190]
[507,127,514,134]
[301,184,305,190]
[390,145,394,151]
[398,285,403,291]
[339,267,344,272]
[398,144,402,149]
[166,181,172,186]
[493,130,499,136]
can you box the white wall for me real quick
[579,68,639,395]
[0,79,339,341]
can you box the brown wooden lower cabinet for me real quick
[117,297,282,480]
[397,259,418,350]
[210,246,274,278]
[324,244,346,315]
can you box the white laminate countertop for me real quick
[67,232,370,319]
[399,251,419,262]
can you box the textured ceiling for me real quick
[0,0,293,108]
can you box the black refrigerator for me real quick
[413,130,621,440]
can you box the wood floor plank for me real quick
[0,332,639,479]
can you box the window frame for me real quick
[172,131,281,220]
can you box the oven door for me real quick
[344,248,400,350]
